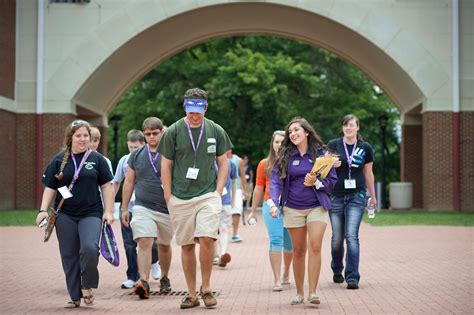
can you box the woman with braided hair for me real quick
[35,120,114,308]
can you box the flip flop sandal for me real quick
[291,295,304,305]
[272,285,283,292]
[82,288,94,305]
[64,300,81,308]
[307,294,321,305]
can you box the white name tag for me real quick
[186,167,199,180]
[207,138,216,143]
[344,179,356,189]
[292,160,300,166]
[58,186,73,199]
[223,187,228,195]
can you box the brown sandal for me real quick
[82,288,94,305]
[64,300,81,308]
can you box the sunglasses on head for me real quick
[71,120,88,127]
[144,130,161,137]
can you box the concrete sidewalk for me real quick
[0,212,472,314]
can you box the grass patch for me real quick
[1,209,473,227]
[363,210,474,226]
[0,210,38,226]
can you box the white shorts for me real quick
[230,189,243,215]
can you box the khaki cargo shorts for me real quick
[130,205,174,245]
[168,191,222,246]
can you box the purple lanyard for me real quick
[147,144,159,174]
[343,139,357,179]
[70,149,89,190]
[184,118,205,167]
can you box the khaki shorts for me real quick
[168,191,222,246]
[130,205,174,245]
[283,206,329,228]
[219,204,233,228]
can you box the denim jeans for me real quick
[121,213,139,281]
[329,191,365,283]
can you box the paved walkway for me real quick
[0,212,473,314]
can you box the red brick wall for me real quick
[461,112,474,212]
[15,115,36,209]
[0,0,16,99]
[423,112,453,211]
[401,124,423,208]
[14,114,75,209]
[0,110,17,209]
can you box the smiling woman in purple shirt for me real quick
[268,117,337,306]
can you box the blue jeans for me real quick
[262,202,292,252]
[121,213,139,281]
[329,192,365,283]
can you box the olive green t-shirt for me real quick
[157,117,233,199]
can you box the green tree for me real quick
[109,35,400,184]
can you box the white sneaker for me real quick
[121,279,135,289]
[213,256,220,265]
[151,262,161,280]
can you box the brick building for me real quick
[0,0,472,211]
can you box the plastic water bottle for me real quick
[367,198,375,219]
[248,217,257,226]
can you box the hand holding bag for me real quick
[99,222,120,266]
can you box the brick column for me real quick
[0,110,17,209]
[401,124,423,208]
[15,113,75,209]
[460,112,474,212]
[422,112,453,211]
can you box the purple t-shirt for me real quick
[286,151,321,209]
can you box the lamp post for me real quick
[378,113,389,209]
[110,114,122,168]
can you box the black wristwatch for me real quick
[38,209,48,213]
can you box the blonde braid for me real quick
[55,145,70,180]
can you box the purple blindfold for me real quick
[184,98,207,114]
[99,223,120,267]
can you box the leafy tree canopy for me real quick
[109,35,400,183]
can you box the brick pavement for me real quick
[0,212,473,314]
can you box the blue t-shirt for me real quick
[221,159,237,205]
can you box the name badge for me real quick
[222,187,228,195]
[207,138,216,143]
[58,186,73,199]
[186,167,199,180]
[344,179,356,189]
[292,160,300,166]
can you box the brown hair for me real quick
[341,114,363,141]
[184,88,208,100]
[264,130,285,177]
[276,117,324,179]
[142,117,163,131]
[55,120,91,180]
[127,129,144,142]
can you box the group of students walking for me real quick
[35,87,376,309]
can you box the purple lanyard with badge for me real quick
[146,144,159,174]
[70,148,90,190]
[343,140,357,189]
[184,118,205,179]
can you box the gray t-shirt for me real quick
[128,145,168,214]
